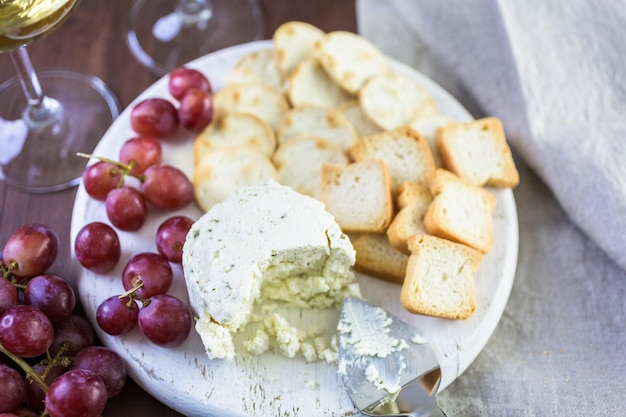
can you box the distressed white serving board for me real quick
[70,40,518,417]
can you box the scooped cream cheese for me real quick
[182,180,358,360]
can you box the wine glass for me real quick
[0,0,120,193]
[126,0,265,76]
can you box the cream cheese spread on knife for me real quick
[182,180,359,360]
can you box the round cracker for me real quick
[317,31,389,94]
[194,113,276,165]
[273,21,326,77]
[213,82,290,132]
[287,57,354,109]
[228,49,284,91]
[193,146,278,212]
[277,106,357,150]
[359,73,438,130]
[337,100,383,138]
[272,135,348,200]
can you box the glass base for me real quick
[0,69,120,193]
[127,0,265,76]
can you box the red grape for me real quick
[130,98,178,138]
[178,89,214,131]
[140,164,193,211]
[118,136,162,175]
[0,364,26,413]
[96,295,138,336]
[49,315,95,357]
[0,305,54,358]
[82,161,123,201]
[71,346,127,398]
[0,279,17,316]
[168,67,211,101]
[122,253,173,299]
[25,363,67,414]
[156,216,194,263]
[45,369,107,417]
[138,295,191,347]
[74,222,121,273]
[2,224,59,278]
[105,186,147,231]
[24,274,76,323]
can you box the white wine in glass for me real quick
[0,0,120,193]
[126,0,265,76]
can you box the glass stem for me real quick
[175,0,212,24]
[9,46,62,128]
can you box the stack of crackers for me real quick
[191,22,519,321]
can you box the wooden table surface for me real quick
[0,1,355,415]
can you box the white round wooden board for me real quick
[70,40,519,417]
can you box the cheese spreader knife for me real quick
[337,297,447,417]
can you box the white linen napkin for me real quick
[357,0,626,271]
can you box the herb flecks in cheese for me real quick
[183,180,359,360]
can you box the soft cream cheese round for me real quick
[182,180,357,360]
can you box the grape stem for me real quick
[0,342,49,393]
[119,278,150,307]
[76,152,144,183]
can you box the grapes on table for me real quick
[74,222,121,273]
[0,278,18,316]
[156,216,194,263]
[0,305,54,358]
[44,369,107,417]
[0,363,27,413]
[118,135,162,176]
[138,294,191,347]
[2,224,59,278]
[24,274,76,323]
[178,88,214,131]
[82,161,123,201]
[122,252,173,299]
[140,164,193,211]
[96,295,139,336]
[71,346,127,398]
[130,98,179,138]
[48,315,95,357]
[168,66,212,101]
[105,186,148,231]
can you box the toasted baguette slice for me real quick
[320,160,393,233]
[424,169,496,253]
[193,113,276,165]
[437,117,519,188]
[273,21,326,77]
[349,126,436,195]
[193,146,278,212]
[213,82,289,132]
[277,106,357,150]
[272,136,348,200]
[337,100,383,138]
[359,73,438,130]
[352,232,409,284]
[408,113,456,168]
[287,57,354,108]
[386,182,433,254]
[317,31,389,94]
[228,49,284,91]
[400,234,483,320]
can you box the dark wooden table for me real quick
[0,1,355,415]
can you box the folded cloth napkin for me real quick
[357,0,626,271]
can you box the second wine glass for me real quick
[126,0,265,76]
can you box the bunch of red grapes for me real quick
[75,67,213,348]
[1,224,126,417]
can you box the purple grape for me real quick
[138,295,191,347]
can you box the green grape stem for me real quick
[76,152,144,183]
[0,343,49,393]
